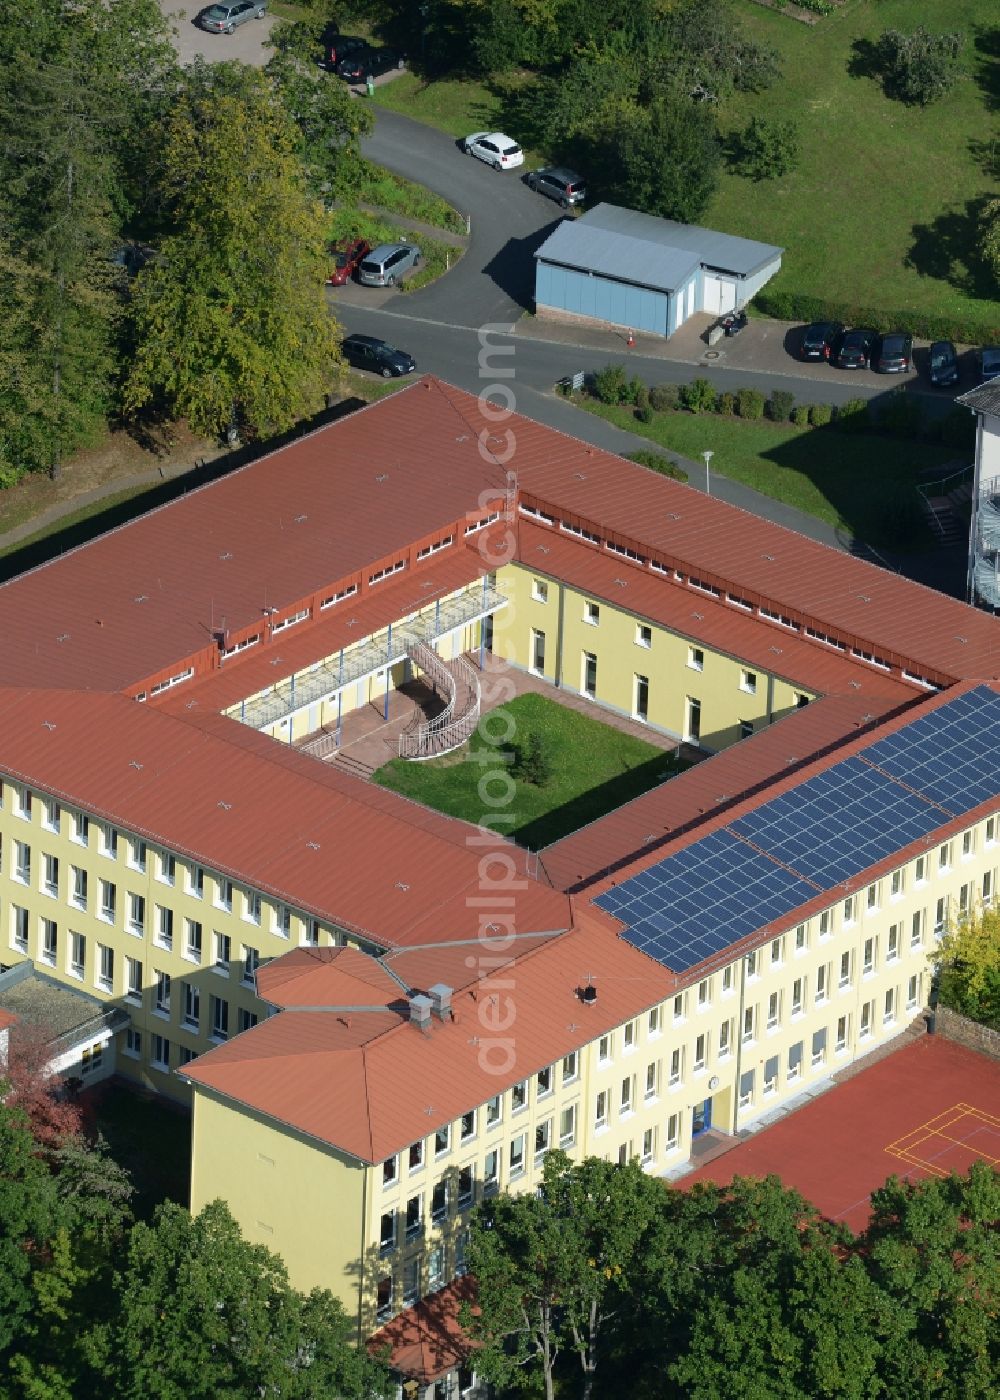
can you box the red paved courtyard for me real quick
[688,1035,1000,1233]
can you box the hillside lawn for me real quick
[576,395,959,550]
[372,693,682,850]
[372,0,999,338]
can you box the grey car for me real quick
[358,243,421,288]
[526,167,586,208]
[198,2,266,34]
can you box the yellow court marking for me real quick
[885,1103,1000,1178]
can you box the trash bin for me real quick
[365,74,375,98]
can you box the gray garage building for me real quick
[534,203,783,338]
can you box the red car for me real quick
[326,239,371,287]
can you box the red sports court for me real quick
[687,1035,1000,1232]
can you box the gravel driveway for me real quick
[157,2,276,67]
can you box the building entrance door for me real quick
[692,1097,713,1137]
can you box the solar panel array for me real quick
[595,684,1000,974]
[863,684,1000,815]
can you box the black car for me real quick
[337,46,404,81]
[342,334,415,378]
[872,331,913,374]
[927,340,959,388]
[321,32,365,71]
[832,328,877,370]
[799,320,843,362]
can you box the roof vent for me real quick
[580,983,598,1006]
[409,994,433,1029]
[429,983,453,1019]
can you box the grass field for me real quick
[371,3,998,337]
[577,396,959,549]
[710,0,998,338]
[373,693,682,849]
[357,162,466,233]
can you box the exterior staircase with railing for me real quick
[398,640,481,760]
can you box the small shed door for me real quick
[704,273,737,314]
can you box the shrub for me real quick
[717,391,736,416]
[767,390,795,422]
[754,287,997,347]
[874,26,964,107]
[512,732,552,787]
[628,450,689,483]
[876,389,924,438]
[623,374,645,406]
[635,405,654,424]
[791,406,811,428]
[649,383,679,412]
[736,388,765,420]
[634,383,650,412]
[733,116,800,181]
[679,377,717,414]
[593,363,629,405]
[835,398,870,432]
[809,402,833,428]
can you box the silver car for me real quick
[358,243,421,288]
[198,2,266,34]
[527,167,586,208]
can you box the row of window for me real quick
[519,517,930,686]
[376,1233,470,1321]
[0,792,339,942]
[381,1055,582,1188]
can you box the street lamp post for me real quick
[702,450,714,497]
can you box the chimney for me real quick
[429,983,453,1019]
[409,994,433,1029]
[580,983,598,1006]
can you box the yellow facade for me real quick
[186,812,999,1335]
[191,1090,366,1319]
[495,562,815,750]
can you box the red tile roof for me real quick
[429,381,1000,684]
[0,687,570,950]
[164,547,489,717]
[368,1277,478,1382]
[256,947,407,1009]
[517,524,913,705]
[0,383,507,694]
[540,691,916,892]
[183,910,675,1163]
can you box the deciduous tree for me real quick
[124,66,340,440]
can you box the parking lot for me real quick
[158,2,275,67]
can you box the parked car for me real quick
[197,1,266,33]
[326,238,371,287]
[979,347,1000,382]
[526,167,586,208]
[927,340,959,388]
[357,242,421,287]
[832,327,877,370]
[872,331,913,374]
[463,132,524,171]
[342,335,415,378]
[799,320,844,362]
[321,32,365,70]
[336,47,404,81]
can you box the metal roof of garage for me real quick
[534,203,782,290]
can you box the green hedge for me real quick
[755,288,1000,346]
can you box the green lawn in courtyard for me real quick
[373,692,683,850]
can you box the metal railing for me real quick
[399,653,481,760]
[234,584,506,731]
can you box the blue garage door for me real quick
[537,264,669,336]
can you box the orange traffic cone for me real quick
[626,328,635,348]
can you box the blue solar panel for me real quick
[595,829,817,973]
[595,686,1000,975]
[729,757,944,888]
[863,684,1000,815]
